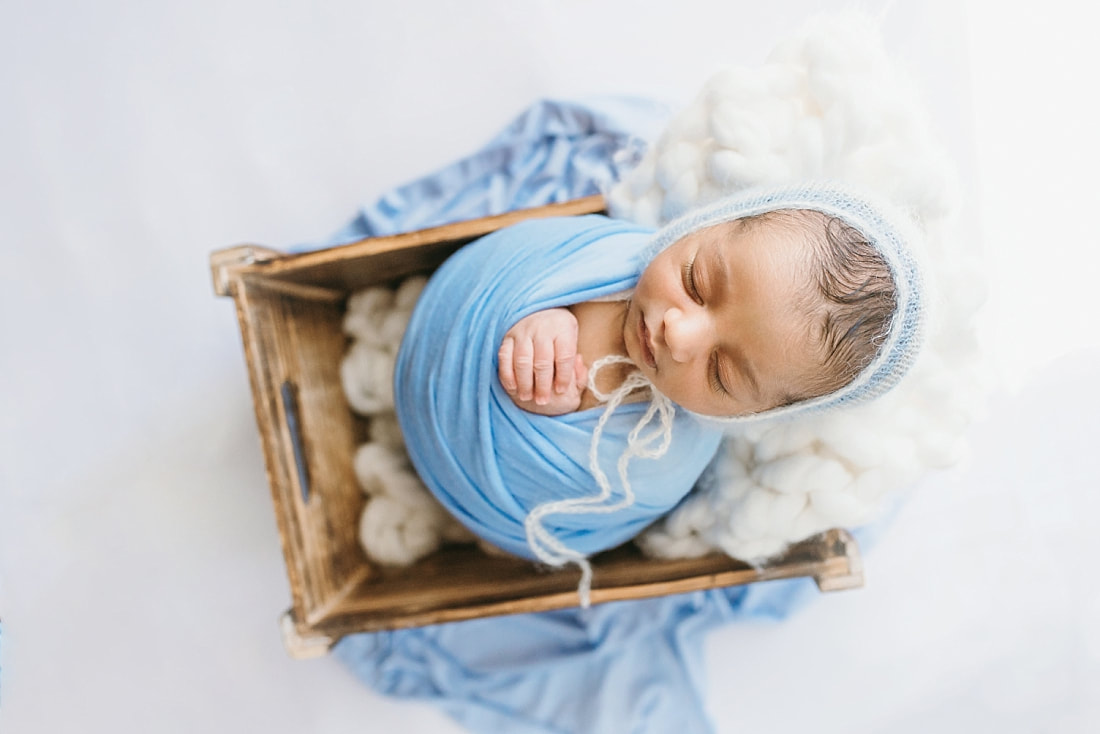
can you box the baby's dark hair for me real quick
[742,210,898,401]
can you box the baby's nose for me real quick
[663,307,707,363]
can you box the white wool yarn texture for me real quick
[608,11,985,563]
[341,276,474,566]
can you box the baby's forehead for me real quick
[734,207,832,234]
[687,209,832,263]
[705,209,831,276]
[726,208,867,278]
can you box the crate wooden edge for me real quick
[211,195,607,295]
[228,279,314,616]
[279,528,864,659]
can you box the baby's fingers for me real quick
[553,336,578,395]
[498,337,517,392]
[532,337,556,405]
[511,337,536,401]
[573,353,589,391]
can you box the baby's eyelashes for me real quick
[707,352,727,394]
[681,256,703,305]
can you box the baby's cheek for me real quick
[634,262,659,294]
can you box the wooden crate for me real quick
[211,196,863,658]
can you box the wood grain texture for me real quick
[230,278,368,619]
[227,195,608,292]
[278,528,862,657]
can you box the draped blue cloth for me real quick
[319,99,818,734]
[300,97,671,247]
[334,581,811,734]
[395,214,723,558]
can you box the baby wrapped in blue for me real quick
[395,214,724,562]
[396,184,925,599]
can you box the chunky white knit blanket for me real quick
[610,12,984,561]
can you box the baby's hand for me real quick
[498,308,588,415]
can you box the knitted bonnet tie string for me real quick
[524,355,676,607]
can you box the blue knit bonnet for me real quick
[642,182,927,424]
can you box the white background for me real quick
[2,1,1097,732]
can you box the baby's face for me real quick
[624,218,825,416]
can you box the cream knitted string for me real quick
[524,355,676,607]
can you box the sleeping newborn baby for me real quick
[394,183,923,603]
[499,207,898,419]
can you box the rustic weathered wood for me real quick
[812,528,864,591]
[231,278,369,620]
[212,197,866,659]
[277,528,862,658]
[280,611,334,659]
[210,245,282,297]
[315,528,861,632]
[230,195,608,293]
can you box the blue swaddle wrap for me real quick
[319,99,825,734]
[395,214,724,559]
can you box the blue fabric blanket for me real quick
[324,98,816,734]
[395,214,723,560]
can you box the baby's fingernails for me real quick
[535,396,548,406]
[555,384,565,394]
